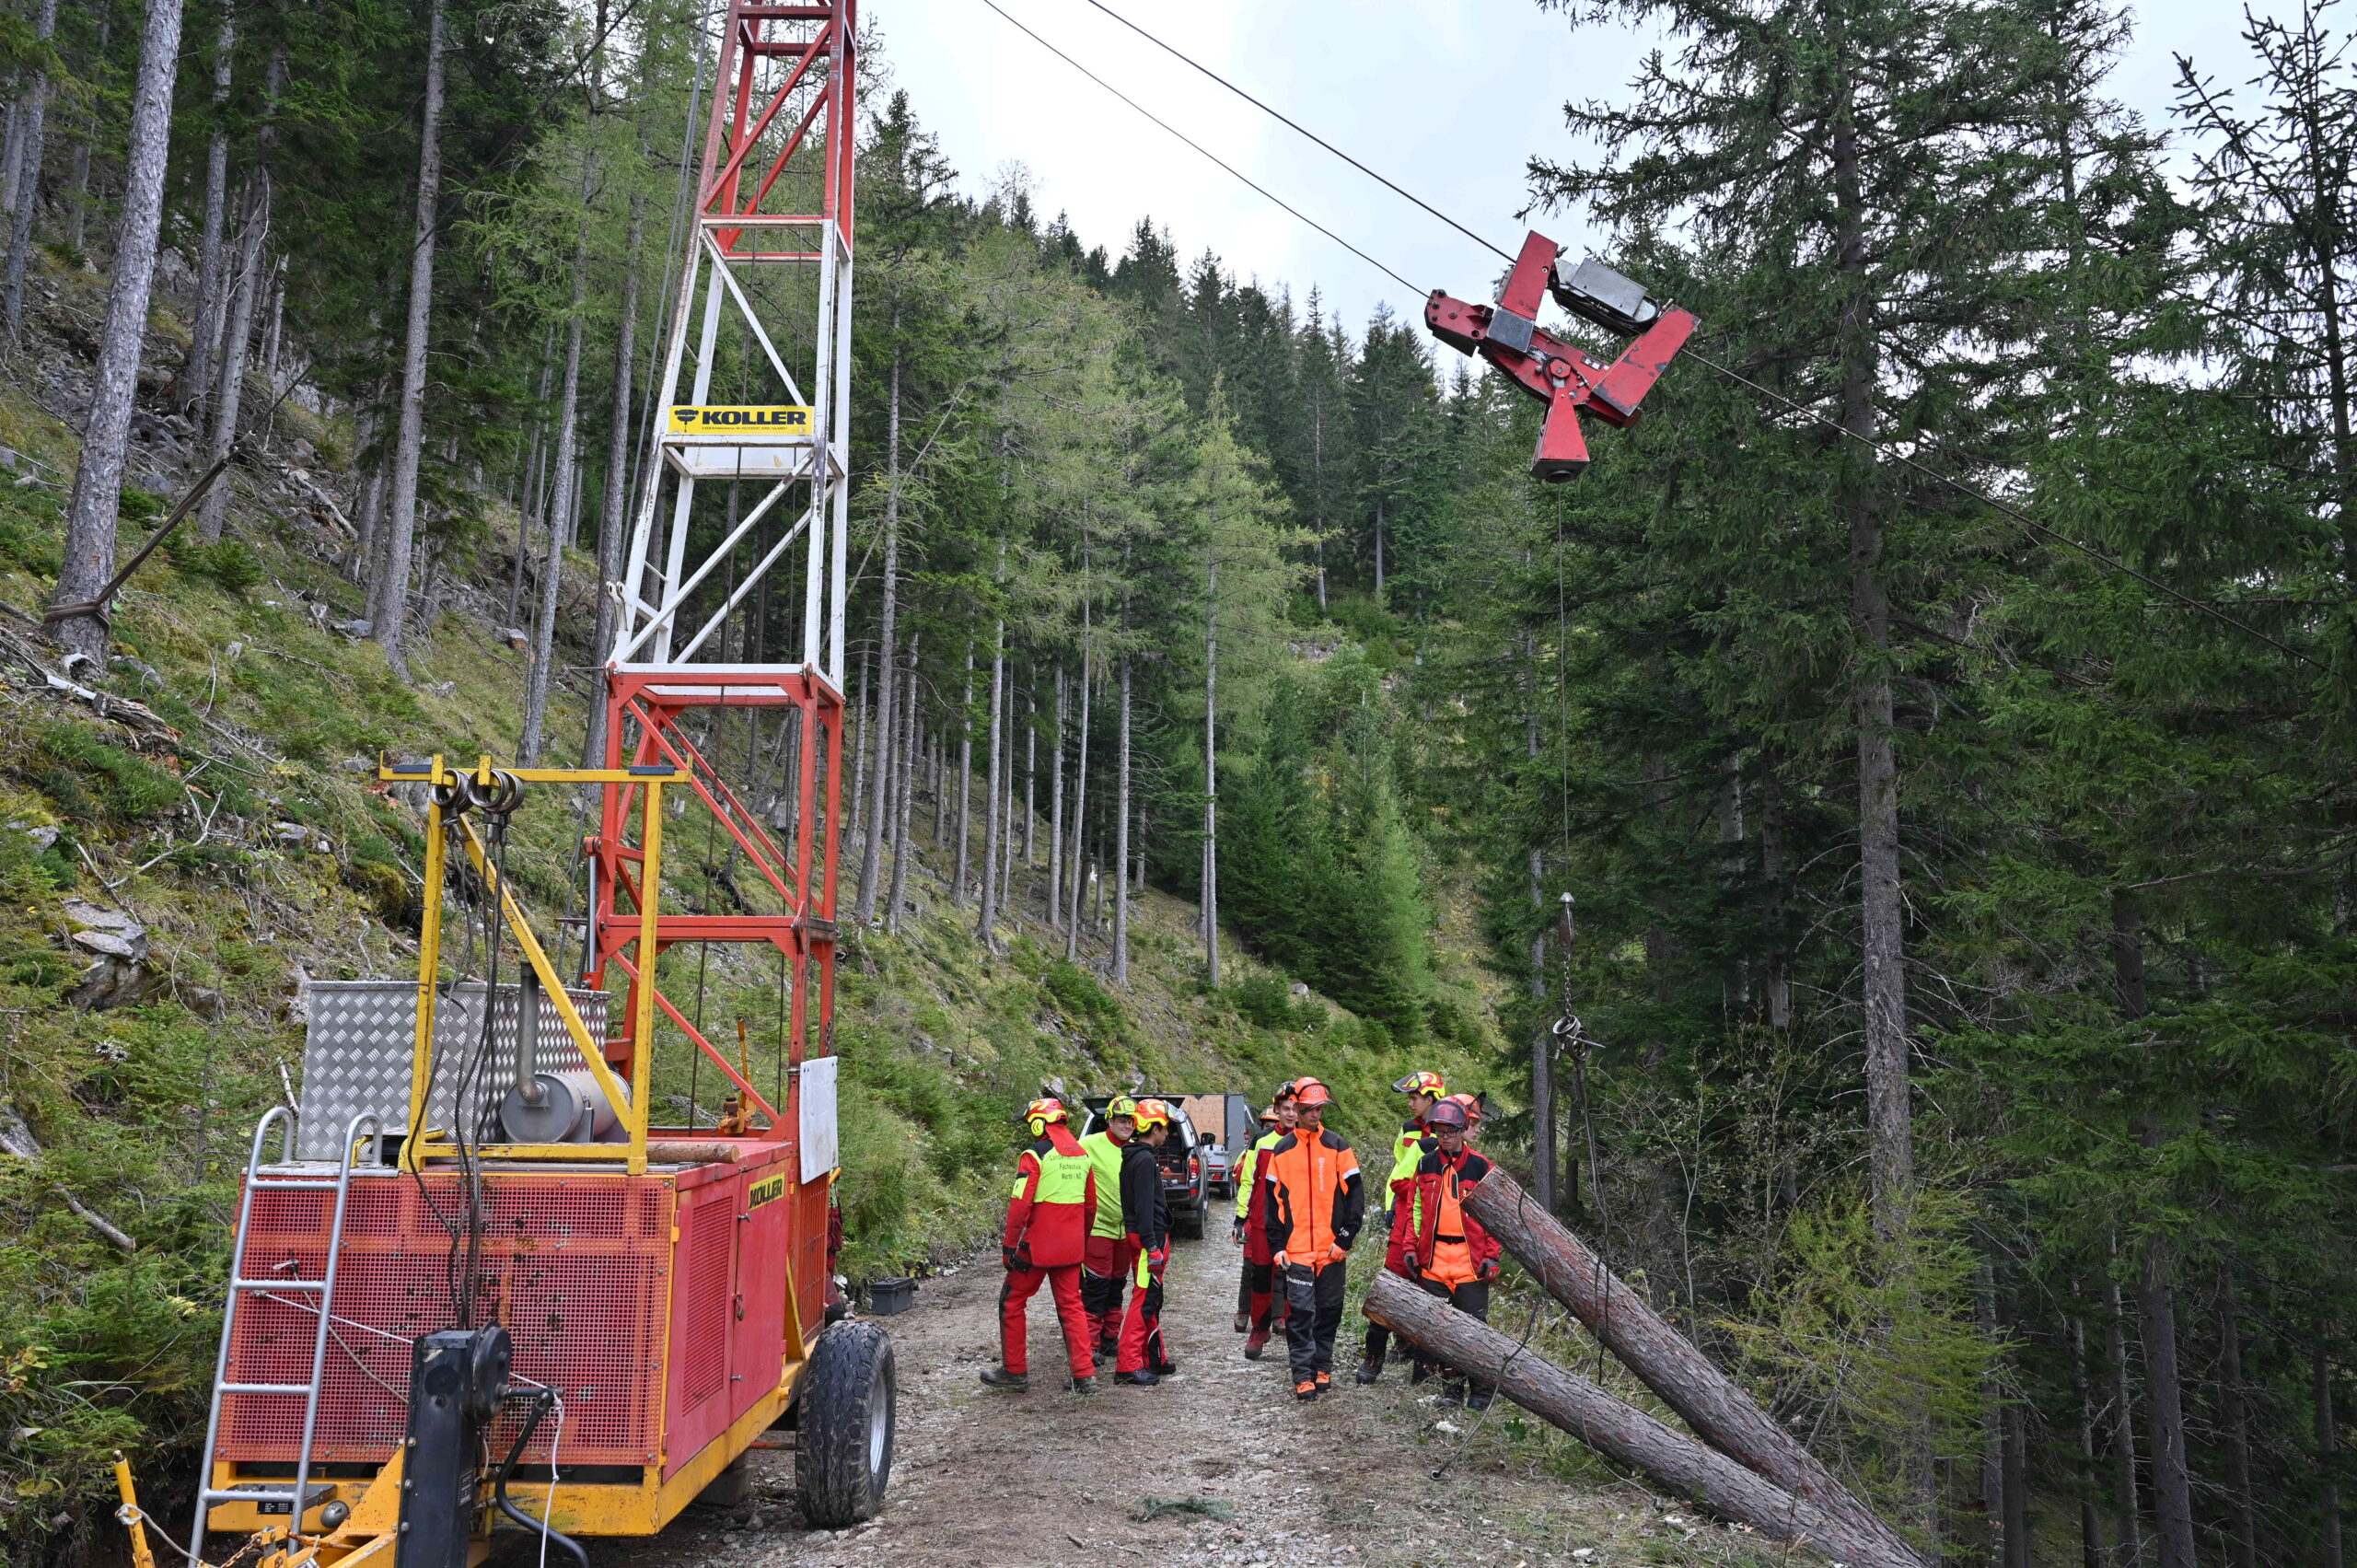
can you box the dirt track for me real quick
[574,1236,1729,1568]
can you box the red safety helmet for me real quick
[1426,1098,1469,1132]
[1291,1078,1334,1110]
[1132,1098,1173,1132]
[1024,1098,1069,1137]
[1392,1071,1447,1098]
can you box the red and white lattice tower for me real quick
[594,0,856,1098]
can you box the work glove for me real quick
[1148,1245,1169,1272]
[1230,1216,1246,1245]
[1002,1242,1032,1273]
[1478,1257,1501,1282]
[1325,1242,1347,1263]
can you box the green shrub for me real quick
[117,486,166,523]
[1230,972,1298,1031]
[171,538,264,593]
[1043,958,1125,1038]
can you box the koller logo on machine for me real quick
[668,404,814,436]
[748,1174,787,1210]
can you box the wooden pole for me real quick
[1364,1274,1921,1568]
[1462,1166,1920,1565]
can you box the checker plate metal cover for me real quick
[296,981,608,1159]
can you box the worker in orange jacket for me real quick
[1357,1070,1444,1384]
[981,1098,1100,1392]
[1258,1079,1364,1400]
[1386,1097,1502,1410]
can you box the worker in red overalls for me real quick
[1387,1097,1502,1410]
[981,1097,1100,1393]
[1232,1083,1298,1360]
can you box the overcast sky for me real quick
[866,0,2288,336]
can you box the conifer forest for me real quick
[0,0,2353,1562]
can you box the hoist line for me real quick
[975,0,1423,296]
[1072,0,1520,267]
[983,0,2329,677]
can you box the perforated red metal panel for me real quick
[218,1171,673,1469]
[678,1197,733,1410]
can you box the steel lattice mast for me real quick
[589,0,856,1118]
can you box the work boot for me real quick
[1437,1381,1464,1408]
[1353,1357,1383,1386]
[978,1367,1028,1389]
[1114,1368,1160,1387]
[1294,1379,1318,1401]
[1467,1388,1494,1412]
[1242,1328,1271,1361]
[1408,1361,1432,1387]
[1155,1358,1179,1376]
[1069,1375,1097,1396]
[1314,1369,1332,1392]
[1234,1309,1251,1333]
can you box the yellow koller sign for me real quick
[667,404,814,436]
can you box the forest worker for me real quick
[981,1098,1099,1393]
[1387,1097,1502,1410]
[1259,1078,1364,1400]
[1115,1098,1178,1386]
[1079,1097,1138,1365]
[1356,1070,1446,1385]
[1443,1092,1483,1140]
[1231,1085,1299,1360]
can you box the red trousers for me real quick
[1117,1262,1167,1375]
[1082,1235,1128,1353]
[999,1263,1093,1380]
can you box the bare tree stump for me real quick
[1461,1167,1920,1565]
[1364,1274,1919,1567]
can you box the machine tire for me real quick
[796,1320,896,1527]
[1175,1199,1204,1239]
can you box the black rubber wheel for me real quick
[795,1320,896,1527]
[1175,1200,1204,1239]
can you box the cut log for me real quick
[1364,1273,1918,1568]
[1463,1166,1920,1564]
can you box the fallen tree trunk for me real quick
[1364,1273,1915,1568]
[1463,1167,1920,1565]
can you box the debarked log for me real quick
[1364,1273,1918,1568]
[1462,1167,1922,1566]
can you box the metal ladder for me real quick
[188,1107,381,1568]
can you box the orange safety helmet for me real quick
[1291,1078,1334,1110]
[1272,1078,1302,1106]
[1444,1092,1482,1124]
[1392,1070,1446,1098]
[1132,1098,1173,1132]
[1257,1104,1282,1125]
[1024,1097,1069,1137]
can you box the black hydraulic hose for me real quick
[493,1391,591,1568]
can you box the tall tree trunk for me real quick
[847,644,870,856]
[369,0,447,679]
[1113,653,1131,985]
[2322,1342,2345,1568]
[1372,500,1384,604]
[2135,1237,2196,1568]
[2218,1268,2256,1568]
[978,605,1005,947]
[520,166,592,765]
[1064,652,1091,961]
[585,190,643,767]
[46,0,188,664]
[2107,1265,2146,1566]
[953,642,973,907]
[1,0,58,335]
[855,346,903,922]
[1201,541,1220,984]
[1528,851,1555,1212]
[885,633,919,935]
[2073,1312,2106,1568]
[1049,667,1065,929]
[1024,690,1037,865]
[197,176,270,540]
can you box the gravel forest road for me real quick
[575,1237,1702,1568]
